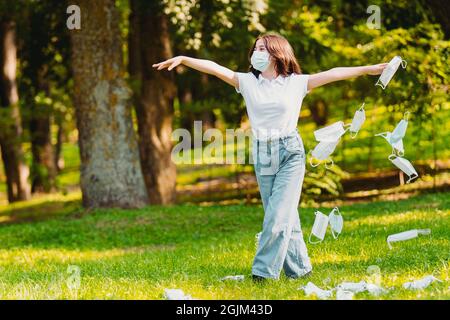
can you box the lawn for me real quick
[0,191,448,299]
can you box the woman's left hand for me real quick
[366,63,389,75]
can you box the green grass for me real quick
[0,191,448,299]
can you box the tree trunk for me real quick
[70,0,149,208]
[129,0,177,204]
[340,100,350,169]
[30,65,57,193]
[367,107,376,171]
[0,20,31,202]
[54,115,65,173]
[178,87,194,133]
[199,73,216,131]
[426,0,450,38]
[309,99,328,126]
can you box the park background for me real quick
[0,0,448,299]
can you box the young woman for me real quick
[153,33,387,282]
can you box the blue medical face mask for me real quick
[251,50,270,72]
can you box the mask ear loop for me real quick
[343,123,351,133]
[401,60,407,68]
[324,158,334,170]
[350,130,359,139]
[392,144,404,157]
[331,227,340,239]
[308,150,321,167]
[403,111,410,121]
[388,153,397,162]
[308,233,324,244]
[406,172,418,184]
[343,123,353,138]
[405,175,413,184]
[375,79,386,89]
[387,240,393,250]
[395,148,405,157]
[375,132,389,139]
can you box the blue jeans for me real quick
[251,129,312,279]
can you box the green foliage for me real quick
[16,0,73,130]
[303,163,349,201]
[1,0,449,203]
[163,0,449,177]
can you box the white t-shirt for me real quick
[235,72,309,141]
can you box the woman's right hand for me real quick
[152,56,184,71]
[152,55,238,89]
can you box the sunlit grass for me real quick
[0,191,448,299]
[347,210,448,229]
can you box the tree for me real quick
[129,0,177,204]
[20,0,68,193]
[70,0,149,208]
[0,18,31,202]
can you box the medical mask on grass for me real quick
[349,103,366,138]
[301,282,333,299]
[387,229,431,249]
[336,289,354,300]
[388,154,419,183]
[403,275,441,290]
[309,139,339,168]
[328,207,343,239]
[376,55,407,89]
[314,121,349,142]
[250,51,270,72]
[337,281,368,294]
[309,211,329,244]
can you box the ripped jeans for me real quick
[252,129,312,279]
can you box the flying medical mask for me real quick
[375,111,410,156]
[314,121,350,142]
[349,103,366,138]
[376,55,407,89]
[250,50,270,72]
[309,139,339,168]
[309,211,329,244]
[375,131,404,156]
[388,154,419,183]
[387,229,430,249]
[390,111,409,143]
[375,132,404,156]
[328,207,343,239]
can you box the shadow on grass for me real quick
[0,192,447,254]
[0,198,82,225]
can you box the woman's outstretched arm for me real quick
[307,63,388,91]
[152,56,238,88]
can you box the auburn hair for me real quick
[248,32,302,78]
